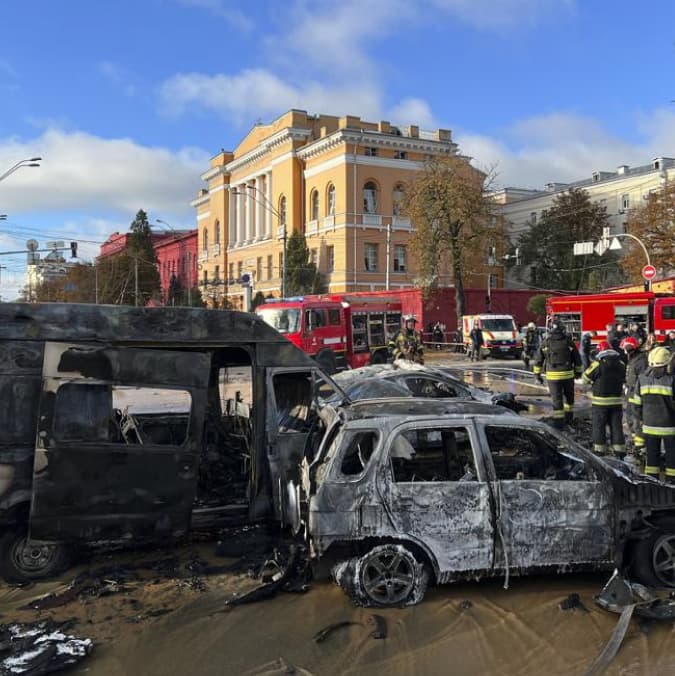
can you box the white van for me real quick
[462,314,522,358]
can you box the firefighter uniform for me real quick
[623,337,649,454]
[582,344,626,456]
[533,323,582,428]
[390,315,424,364]
[634,347,675,481]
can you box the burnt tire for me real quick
[631,530,675,588]
[0,529,71,583]
[352,544,429,607]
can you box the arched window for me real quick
[393,185,405,216]
[326,183,336,216]
[278,195,287,225]
[202,227,209,251]
[363,181,378,214]
[214,219,220,244]
[310,190,319,221]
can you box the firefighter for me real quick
[390,315,424,364]
[533,320,583,428]
[522,322,539,369]
[623,336,649,457]
[582,341,626,457]
[634,346,675,482]
[468,320,484,361]
[580,331,593,370]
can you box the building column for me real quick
[266,172,272,237]
[246,182,254,242]
[255,175,264,240]
[228,188,235,246]
[237,184,246,245]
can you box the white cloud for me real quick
[428,0,576,30]
[98,61,137,97]
[388,98,437,130]
[159,69,383,124]
[455,109,675,189]
[171,0,253,31]
[0,128,209,216]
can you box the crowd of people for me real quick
[534,318,675,483]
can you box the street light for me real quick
[0,157,42,184]
[231,187,287,298]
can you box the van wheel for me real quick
[0,529,71,583]
[355,544,429,607]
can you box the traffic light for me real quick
[70,241,78,258]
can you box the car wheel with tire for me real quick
[631,529,675,588]
[354,543,429,607]
[0,529,71,583]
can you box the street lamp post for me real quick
[0,157,42,184]
[231,187,287,298]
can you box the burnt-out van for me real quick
[0,302,338,582]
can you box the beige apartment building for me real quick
[191,109,503,309]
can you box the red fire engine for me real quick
[547,291,675,342]
[255,294,403,372]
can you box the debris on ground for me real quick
[0,621,93,675]
[368,614,387,639]
[559,593,590,612]
[595,569,675,620]
[313,621,362,644]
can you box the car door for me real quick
[384,422,495,578]
[480,422,614,570]
[29,342,210,543]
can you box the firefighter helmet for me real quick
[403,314,417,324]
[597,341,611,352]
[527,322,536,329]
[648,346,671,367]
[620,336,638,352]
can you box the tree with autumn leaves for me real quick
[621,181,675,282]
[402,155,496,327]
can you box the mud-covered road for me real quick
[1,357,665,675]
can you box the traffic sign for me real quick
[642,265,657,281]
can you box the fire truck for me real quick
[255,294,402,372]
[547,291,675,343]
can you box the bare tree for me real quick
[403,155,495,326]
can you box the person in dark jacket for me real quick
[582,341,626,456]
[533,320,583,428]
[628,322,647,349]
[634,346,675,482]
[522,322,539,369]
[664,330,675,351]
[580,331,593,371]
[623,336,649,457]
[468,321,484,361]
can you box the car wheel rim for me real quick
[12,537,57,574]
[652,534,675,586]
[361,549,415,605]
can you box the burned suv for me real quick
[304,400,675,606]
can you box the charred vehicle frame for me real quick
[302,399,675,606]
[0,302,338,582]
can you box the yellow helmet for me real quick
[648,346,671,367]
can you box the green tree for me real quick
[526,294,547,319]
[516,188,623,292]
[126,209,161,305]
[285,229,326,296]
[403,155,495,327]
[621,181,675,283]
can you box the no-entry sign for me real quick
[642,264,657,281]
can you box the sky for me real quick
[1,0,674,299]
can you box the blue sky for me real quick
[1,0,674,299]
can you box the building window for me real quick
[394,150,407,160]
[327,184,336,216]
[310,190,319,221]
[229,263,234,282]
[214,265,220,280]
[237,261,243,280]
[365,147,378,157]
[393,184,405,216]
[541,209,548,219]
[256,257,263,281]
[266,255,273,280]
[203,270,208,286]
[214,219,220,245]
[363,181,378,214]
[530,212,537,224]
[326,245,335,273]
[278,252,283,281]
[393,245,407,272]
[310,248,318,266]
[621,194,630,211]
[278,196,287,225]
[202,228,208,251]
[488,273,497,289]
[364,243,378,272]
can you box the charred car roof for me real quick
[339,399,518,421]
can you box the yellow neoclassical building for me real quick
[191,109,499,309]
